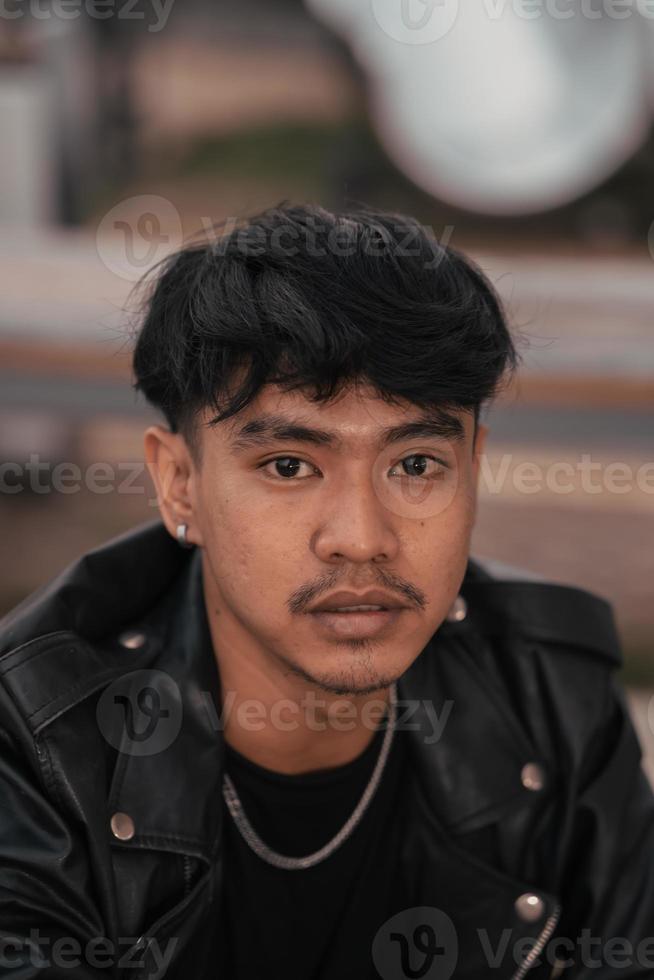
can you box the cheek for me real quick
[413,478,476,550]
[441,469,477,544]
[199,490,301,607]
[406,488,475,601]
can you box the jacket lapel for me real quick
[107,545,225,864]
[398,615,544,835]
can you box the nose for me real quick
[310,473,400,565]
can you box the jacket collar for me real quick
[0,518,619,864]
[95,523,546,857]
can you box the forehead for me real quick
[200,382,474,452]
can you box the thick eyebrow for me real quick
[227,410,466,454]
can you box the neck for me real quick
[220,667,391,775]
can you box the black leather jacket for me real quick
[1,519,653,980]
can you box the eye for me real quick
[259,456,319,480]
[389,454,448,480]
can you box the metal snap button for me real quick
[110,812,135,841]
[446,595,467,622]
[118,631,146,650]
[521,762,546,792]
[515,892,545,923]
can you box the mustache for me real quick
[288,570,427,614]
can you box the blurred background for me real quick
[0,0,652,770]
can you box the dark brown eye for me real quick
[402,455,429,477]
[273,457,302,478]
[260,457,318,479]
[392,455,447,479]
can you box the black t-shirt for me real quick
[216,718,410,979]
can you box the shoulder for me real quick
[455,554,623,729]
[443,555,626,770]
[0,520,178,739]
[461,553,622,670]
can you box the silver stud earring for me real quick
[176,523,193,549]
[446,595,467,622]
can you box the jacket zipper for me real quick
[511,904,561,980]
[182,854,193,896]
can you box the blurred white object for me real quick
[307,0,653,214]
[644,13,654,107]
[0,67,56,225]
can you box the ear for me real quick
[143,425,203,547]
[472,422,488,469]
[471,422,488,498]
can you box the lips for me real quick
[308,606,406,639]
[327,604,386,612]
[306,589,410,639]
[307,589,408,614]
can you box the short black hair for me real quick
[132,203,520,461]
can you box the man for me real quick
[0,204,652,979]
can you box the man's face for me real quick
[190,382,486,696]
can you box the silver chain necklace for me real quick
[222,681,398,870]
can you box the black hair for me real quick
[132,202,520,461]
